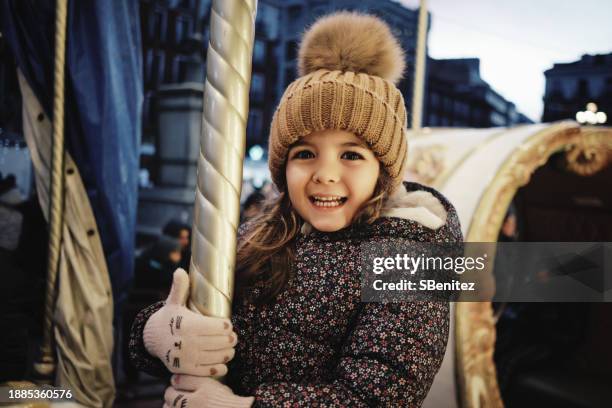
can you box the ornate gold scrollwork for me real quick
[455,302,502,408]
[405,144,447,184]
[564,128,612,176]
[455,123,612,408]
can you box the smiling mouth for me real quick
[309,195,348,208]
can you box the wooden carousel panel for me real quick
[412,123,612,408]
[465,122,581,242]
[406,128,506,186]
[459,124,610,408]
[445,123,573,236]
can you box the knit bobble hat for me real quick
[268,11,409,193]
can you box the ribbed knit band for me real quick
[143,306,167,358]
[268,69,408,192]
[206,393,255,407]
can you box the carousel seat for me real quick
[405,123,612,407]
[508,367,611,408]
[499,303,612,408]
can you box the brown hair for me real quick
[235,165,392,305]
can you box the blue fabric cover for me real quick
[0,0,143,307]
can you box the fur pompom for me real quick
[298,11,405,84]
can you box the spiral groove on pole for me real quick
[188,0,257,321]
[35,0,68,378]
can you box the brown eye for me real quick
[292,150,314,159]
[342,151,364,160]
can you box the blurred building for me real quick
[137,0,281,234]
[542,52,612,123]
[246,1,282,148]
[138,0,280,173]
[138,0,426,170]
[140,0,209,139]
[424,58,533,127]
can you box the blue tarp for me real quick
[0,1,142,309]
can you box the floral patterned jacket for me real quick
[129,181,463,407]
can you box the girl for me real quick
[129,11,463,407]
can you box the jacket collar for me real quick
[380,184,447,230]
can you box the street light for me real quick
[248,144,264,161]
[576,102,607,125]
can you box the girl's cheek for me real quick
[287,163,311,180]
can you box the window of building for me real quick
[179,0,196,9]
[258,3,279,39]
[250,73,265,102]
[471,108,482,124]
[149,9,167,43]
[288,5,302,23]
[152,51,165,86]
[285,40,298,61]
[143,91,155,128]
[485,92,506,113]
[576,78,589,97]
[429,112,437,126]
[247,109,263,143]
[174,15,193,45]
[429,92,438,108]
[455,100,468,117]
[490,111,506,126]
[145,48,154,84]
[255,20,268,37]
[551,79,561,92]
[171,56,187,83]
[285,67,296,87]
[253,40,266,64]
[606,77,612,96]
[441,96,450,112]
[546,78,563,99]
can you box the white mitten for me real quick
[143,268,238,376]
[163,375,254,408]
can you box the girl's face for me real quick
[286,129,380,232]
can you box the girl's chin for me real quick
[308,218,350,232]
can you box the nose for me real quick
[312,159,340,184]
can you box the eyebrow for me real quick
[290,140,310,148]
[341,142,368,148]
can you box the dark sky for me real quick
[399,0,612,121]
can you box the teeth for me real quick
[311,196,345,207]
[312,196,343,201]
[314,200,341,207]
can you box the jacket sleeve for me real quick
[251,300,450,407]
[128,300,171,379]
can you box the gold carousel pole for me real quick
[188,0,257,358]
[34,0,68,380]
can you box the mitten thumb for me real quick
[166,268,190,306]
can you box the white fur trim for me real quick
[381,188,447,230]
[301,222,313,235]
